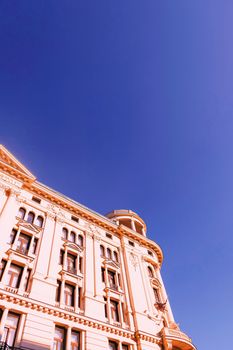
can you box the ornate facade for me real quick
[0,145,196,350]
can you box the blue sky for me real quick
[0,1,232,348]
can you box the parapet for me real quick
[106,209,147,236]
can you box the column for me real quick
[60,278,65,306]
[11,228,21,250]
[131,220,136,232]
[66,327,71,349]
[93,236,103,298]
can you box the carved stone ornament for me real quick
[151,277,161,289]
[0,173,22,188]
[129,252,138,270]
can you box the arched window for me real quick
[18,207,26,220]
[27,211,35,224]
[70,231,76,243]
[113,251,118,262]
[78,235,83,247]
[62,228,68,240]
[100,245,105,257]
[147,266,154,278]
[106,248,112,260]
[35,216,44,228]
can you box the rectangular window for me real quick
[8,229,17,245]
[56,280,61,303]
[78,287,81,309]
[6,264,23,288]
[71,330,80,350]
[106,233,112,239]
[108,270,117,289]
[128,241,135,247]
[31,238,38,255]
[122,345,129,350]
[109,340,118,350]
[2,312,20,347]
[78,257,82,273]
[23,269,31,291]
[101,267,105,283]
[59,250,64,265]
[110,300,119,322]
[71,216,79,223]
[64,283,75,307]
[16,233,31,255]
[53,326,66,350]
[32,196,41,204]
[104,297,107,318]
[0,260,6,280]
[66,254,76,274]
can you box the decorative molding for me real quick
[129,253,138,270]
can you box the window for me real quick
[59,250,64,265]
[56,280,61,303]
[18,207,26,220]
[62,228,68,240]
[128,241,134,247]
[110,300,119,322]
[8,229,17,245]
[153,288,160,303]
[108,270,116,289]
[32,196,41,204]
[148,250,153,256]
[35,216,44,228]
[53,326,66,350]
[2,312,20,347]
[64,283,75,307]
[147,266,154,278]
[109,340,118,350]
[71,215,79,223]
[122,345,129,350]
[113,251,118,262]
[78,257,83,273]
[106,233,112,239]
[71,331,80,350]
[78,235,83,247]
[16,233,30,254]
[101,267,105,283]
[70,231,76,243]
[23,269,31,291]
[100,245,105,257]
[0,260,6,280]
[27,211,35,224]
[6,264,23,288]
[66,254,76,274]
[31,238,38,255]
[106,248,112,260]
[104,297,108,318]
[78,287,82,309]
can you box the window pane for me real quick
[109,341,118,350]
[18,208,26,220]
[3,313,20,346]
[70,232,76,243]
[54,326,65,350]
[6,264,22,288]
[71,331,80,350]
[27,212,35,224]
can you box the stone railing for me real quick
[163,327,192,342]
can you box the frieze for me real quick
[0,173,22,188]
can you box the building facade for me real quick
[0,145,196,350]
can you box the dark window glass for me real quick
[18,208,26,220]
[27,212,35,224]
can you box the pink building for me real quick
[0,145,196,350]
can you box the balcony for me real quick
[162,327,196,350]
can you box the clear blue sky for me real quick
[0,1,232,348]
